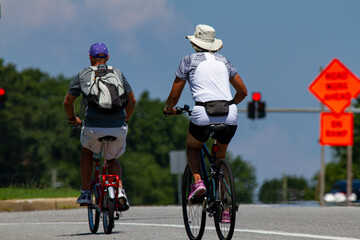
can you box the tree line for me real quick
[0,59,256,205]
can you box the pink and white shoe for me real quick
[188,180,206,200]
[221,210,231,223]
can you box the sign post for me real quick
[309,58,360,206]
[170,150,187,205]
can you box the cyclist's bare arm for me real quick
[164,76,186,114]
[125,91,136,122]
[63,92,82,126]
[230,73,248,104]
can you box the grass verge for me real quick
[0,188,79,200]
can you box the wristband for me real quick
[165,105,173,111]
[68,117,76,121]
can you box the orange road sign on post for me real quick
[309,58,360,113]
[320,112,353,146]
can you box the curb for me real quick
[0,198,80,212]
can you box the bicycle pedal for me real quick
[114,212,120,220]
[189,195,205,205]
[79,203,90,207]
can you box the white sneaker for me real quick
[118,188,130,211]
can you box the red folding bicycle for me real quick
[86,135,122,234]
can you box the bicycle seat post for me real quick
[101,140,108,176]
[210,132,219,162]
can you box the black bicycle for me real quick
[169,105,237,240]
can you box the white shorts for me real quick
[80,126,128,159]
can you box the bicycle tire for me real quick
[103,191,115,234]
[213,159,236,240]
[182,164,206,240]
[88,187,100,234]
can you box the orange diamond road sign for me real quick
[320,112,353,146]
[309,58,360,113]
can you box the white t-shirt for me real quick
[176,52,238,126]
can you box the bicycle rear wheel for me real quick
[182,164,206,240]
[214,159,236,240]
[103,191,115,234]
[88,188,100,233]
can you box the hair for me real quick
[90,55,108,66]
[190,42,222,53]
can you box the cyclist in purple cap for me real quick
[64,42,136,211]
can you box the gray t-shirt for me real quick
[68,64,132,128]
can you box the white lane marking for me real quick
[0,221,359,240]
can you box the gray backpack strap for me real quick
[79,66,97,119]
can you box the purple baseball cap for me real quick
[89,42,108,58]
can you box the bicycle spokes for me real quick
[214,159,236,240]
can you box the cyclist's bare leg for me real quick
[107,159,123,188]
[80,147,93,191]
[186,132,204,183]
[216,143,229,162]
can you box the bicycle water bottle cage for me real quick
[205,124,230,139]
[98,136,117,142]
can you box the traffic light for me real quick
[247,92,266,119]
[247,101,255,119]
[258,101,266,118]
[0,88,6,109]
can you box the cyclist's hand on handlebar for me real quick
[163,106,177,116]
[68,116,82,126]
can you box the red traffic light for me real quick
[0,88,5,96]
[252,92,261,101]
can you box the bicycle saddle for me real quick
[98,135,117,142]
[206,124,230,138]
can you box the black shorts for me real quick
[189,121,237,144]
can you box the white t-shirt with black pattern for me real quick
[176,52,238,126]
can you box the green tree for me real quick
[0,59,81,187]
[0,59,258,206]
[259,175,313,203]
[229,154,257,203]
[123,91,189,205]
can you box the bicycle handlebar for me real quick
[71,119,83,129]
[163,104,192,116]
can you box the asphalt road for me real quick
[1,205,360,240]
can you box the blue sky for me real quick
[1,0,360,187]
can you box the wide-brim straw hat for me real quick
[186,24,223,52]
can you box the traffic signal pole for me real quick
[238,107,360,113]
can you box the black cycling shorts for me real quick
[189,121,237,144]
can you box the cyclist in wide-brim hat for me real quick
[164,25,248,217]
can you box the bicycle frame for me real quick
[175,105,237,239]
[200,142,220,216]
[89,143,120,213]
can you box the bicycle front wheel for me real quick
[103,191,115,234]
[214,159,236,240]
[88,188,100,234]
[182,164,206,240]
